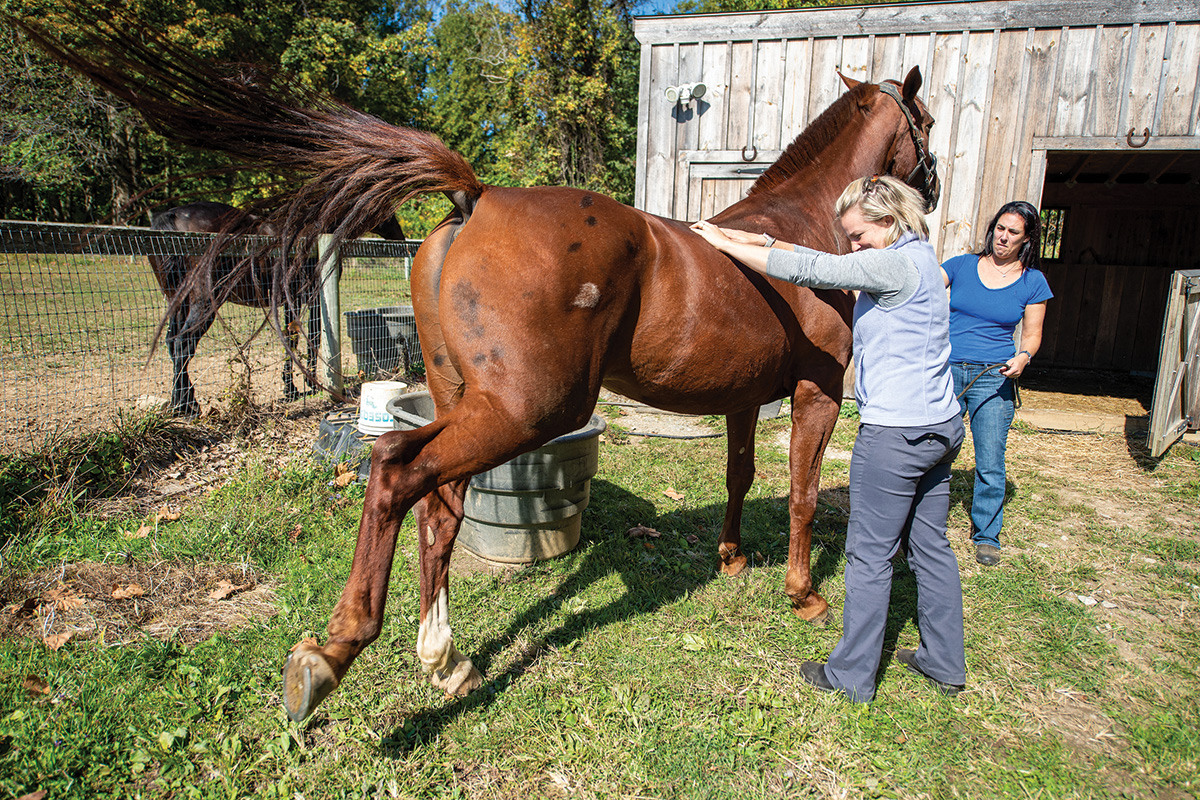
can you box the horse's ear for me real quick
[902,65,922,100]
[838,70,862,91]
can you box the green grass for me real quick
[1,414,1199,798]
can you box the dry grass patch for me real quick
[0,560,277,646]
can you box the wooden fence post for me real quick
[318,234,343,397]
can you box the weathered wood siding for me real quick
[633,1,1199,255]
[633,1,1200,372]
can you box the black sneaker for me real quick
[895,648,964,697]
[800,660,837,694]
[975,543,1001,566]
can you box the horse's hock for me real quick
[387,391,606,564]
[314,392,606,564]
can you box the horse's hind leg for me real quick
[784,380,841,624]
[169,297,212,418]
[282,304,301,401]
[413,478,482,695]
[304,302,320,390]
[717,408,760,576]
[282,398,541,721]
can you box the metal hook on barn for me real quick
[1126,127,1150,148]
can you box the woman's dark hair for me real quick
[980,200,1042,271]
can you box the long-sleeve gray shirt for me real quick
[763,245,920,308]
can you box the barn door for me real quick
[682,150,781,221]
[1148,269,1200,457]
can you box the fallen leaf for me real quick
[334,471,356,487]
[46,588,85,611]
[663,488,685,501]
[16,790,48,800]
[626,525,661,539]
[8,597,39,618]
[208,580,252,601]
[287,523,302,542]
[685,534,700,545]
[156,505,181,522]
[112,583,146,600]
[23,675,51,696]
[124,523,152,539]
[334,462,352,476]
[43,632,72,651]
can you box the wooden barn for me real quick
[632,0,1200,450]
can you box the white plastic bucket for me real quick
[357,380,408,435]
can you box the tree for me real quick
[497,0,640,201]
[0,0,431,222]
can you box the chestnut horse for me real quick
[149,201,407,416]
[14,11,938,722]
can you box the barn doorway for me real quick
[1018,148,1200,434]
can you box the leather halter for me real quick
[878,82,939,212]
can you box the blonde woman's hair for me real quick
[834,175,929,244]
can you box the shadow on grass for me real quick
[378,476,852,754]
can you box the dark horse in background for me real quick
[149,201,406,416]
[16,8,938,722]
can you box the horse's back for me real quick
[428,184,850,417]
[151,201,239,233]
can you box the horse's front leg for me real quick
[784,380,841,624]
[414,479,483,695]
[717,408,760,576]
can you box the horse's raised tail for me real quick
[10,4,483,264]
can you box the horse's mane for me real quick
[748,82,873,197]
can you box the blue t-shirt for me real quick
[942,254,1053,363]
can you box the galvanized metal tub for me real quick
[386,391,606,564]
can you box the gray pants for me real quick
[824,416,966,702]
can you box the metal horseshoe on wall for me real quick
[1126,127,1150,148]
[741,145,758,162]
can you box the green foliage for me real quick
[1,0,431,222]
[496,0,640,200]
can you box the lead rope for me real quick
[955,364,1023,411]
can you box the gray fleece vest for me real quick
[852,233,959,426]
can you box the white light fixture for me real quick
[665,82,706,105]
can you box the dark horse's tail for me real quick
[11,4,483,303]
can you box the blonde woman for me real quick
[691,175,965,702]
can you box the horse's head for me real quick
[842,67,940,213]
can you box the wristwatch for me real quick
[761,233,777,248]
[1017,350,1032,360]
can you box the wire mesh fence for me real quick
[0,220,420,454]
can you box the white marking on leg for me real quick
[416,587,453,674]
[425,524,436,547]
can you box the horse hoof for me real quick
[432,659,483,696]
[792,603,833,627]
[282,643,339,722]
[719,556,748,577]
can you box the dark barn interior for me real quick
[1038,149,1200,375]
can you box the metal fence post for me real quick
[318,234,343,396]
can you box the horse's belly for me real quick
[605,321,792,415]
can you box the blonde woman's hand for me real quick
[690,221,769,252]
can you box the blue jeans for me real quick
[951,362,1015,549]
